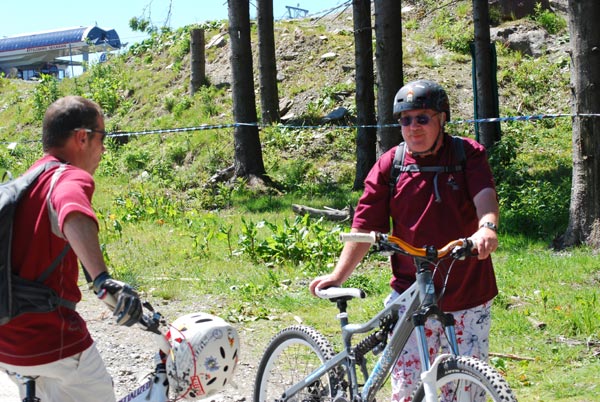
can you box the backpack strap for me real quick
[389,136,467,201]
[389,142,407,196]
[38,162,75,310]
[46,163,68,240]
[36,244,71,283]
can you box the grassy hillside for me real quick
[1,2,598,400]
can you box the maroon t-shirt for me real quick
[352,134,498,311]
[0,155,97,366]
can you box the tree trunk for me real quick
[257,0,280,124]
[189,28,206,95]
[472,0,501,148]
[352,0,377,190]
[374,0,403,156]
[228,0,267,178]
[560,0,600,248]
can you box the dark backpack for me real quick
[389,136,467,202]
[0,162,75,326]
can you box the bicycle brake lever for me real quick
[138,309,162,334]
[451,238,477,260]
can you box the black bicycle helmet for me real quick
[392,80,450,121]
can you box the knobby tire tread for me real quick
[411,355,517,402]
[253,325,342,402]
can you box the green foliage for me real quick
[31,74,60,121]
[499,177,570,237]
[194,85,224,118]
[78,59,130,116]
[129,17,153,34]
[236,215,342,275]
[498,52,569,113]
[530,3,567,34]
[109,183,185,229]
[491,120,571,238]
[172,96,193,117]
[0,142,40,177]
[488,4,503,26]
[127,25,198,58]
[432,5,473,54]
[122,146,151,171]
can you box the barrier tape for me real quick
[2,113,599,146]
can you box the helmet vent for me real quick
[194,318,213,324]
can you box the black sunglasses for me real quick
[398,113,439,127]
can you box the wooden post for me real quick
[190,28,205,95]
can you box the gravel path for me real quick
[0,289,260,402]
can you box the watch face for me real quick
[481,222,497,232]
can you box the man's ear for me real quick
[439,112,446,129]
[73,128,88,144]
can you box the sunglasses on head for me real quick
[398,113,439,127]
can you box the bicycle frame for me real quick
[116,353,169,402]
[281,265,462,402]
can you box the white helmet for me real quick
[166,312,240,400]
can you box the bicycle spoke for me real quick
[254,326,336,402]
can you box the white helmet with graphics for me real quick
[166,312,240,400]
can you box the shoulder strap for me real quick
[389,136,467,197]
[389,142,406,196]
[38,162,71,283]
[46,163,68,240]
[451,135,467,168]
[36,244,71,283]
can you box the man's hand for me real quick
[93,272,143,326]
[470,225,498,260]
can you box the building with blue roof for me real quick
[0,26,121,79]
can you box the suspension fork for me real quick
[412,259,460,371]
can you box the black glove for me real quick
[93,272,143,327]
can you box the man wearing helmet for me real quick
[310,80,499,401]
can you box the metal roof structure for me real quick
[0,26,121,76]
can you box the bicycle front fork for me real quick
[412,307,459,372]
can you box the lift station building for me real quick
[0,26,121,80]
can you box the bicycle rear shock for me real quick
[354,312,398,360]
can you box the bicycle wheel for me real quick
[411,356,517,402]
[254,325,343,402]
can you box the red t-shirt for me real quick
[352,134,498,311]
[0,155,97,366]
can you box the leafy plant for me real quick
[236,215,343,274]
[530,3,567,34]
[432,6,473,54]
[31,74,60,120]
[78,59,129,116]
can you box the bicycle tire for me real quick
[254,325,343,402]
[411,356,517,402]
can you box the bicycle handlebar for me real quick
[339,231,475,260]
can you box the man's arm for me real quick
[62,211,107,280]
[471,187,499,259]
[62,211,142,326]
